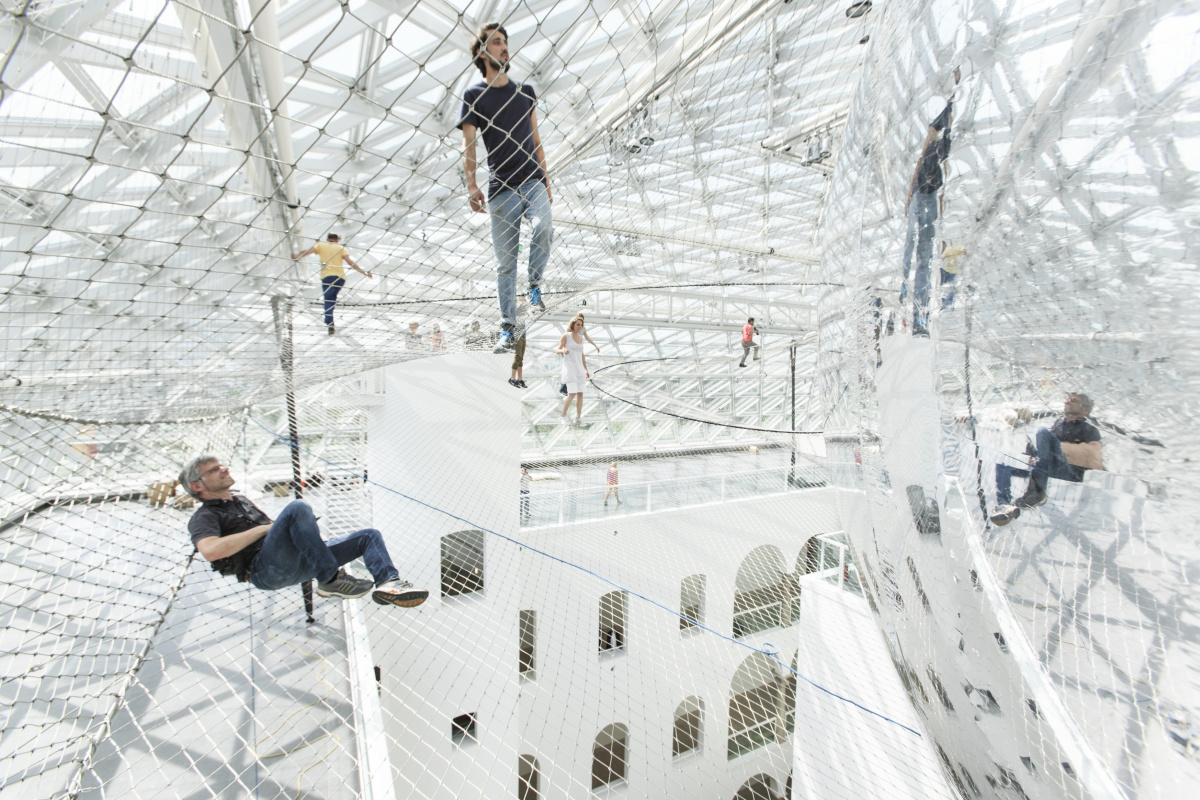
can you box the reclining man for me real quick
[990,392,1102,526]
[179,455,428,607]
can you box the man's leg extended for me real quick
[489,188,522,328]
[326,528,400,587]
[524,181,553,289]
[911,193,939,326]
[251,501,340,590]
[994,463,1030,505]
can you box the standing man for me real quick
[990,393,1103,526]
[459,22,553,354]
[739,317,761,367]
[293,234,373,335]
[178,455,428,606]
[901,68,959,337]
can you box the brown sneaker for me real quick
[989,506,1021,527]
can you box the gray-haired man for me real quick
[990,392,1103,526]
[179,455,427,607]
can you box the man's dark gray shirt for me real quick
[188,494,270,581]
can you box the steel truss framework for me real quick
[0,0,868,424]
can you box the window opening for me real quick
[672,696,704,757]
[733,545,790,637]
[519,609,536,679]
[518,754,539,800]
[680,574,705,632]
[592,723,628,789]
[728,652,788,759]
[451,712,477,745]
[599,590,627,654]
[441,530,485,597]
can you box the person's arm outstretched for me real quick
[530,108,552,203]
[292,246,316,259]
[342,253,373,279]
[463,123,486,213]
[195,524,270,562]
[583,329,600,353]
[555,333,569,354]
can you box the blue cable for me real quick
[248,415,923,738]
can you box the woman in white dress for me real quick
[556,318,590,427]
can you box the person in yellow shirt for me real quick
[292,234,373,335]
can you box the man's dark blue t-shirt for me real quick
[457,80,544,198]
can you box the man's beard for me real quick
[487,52,510,73]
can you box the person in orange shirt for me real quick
[738,317,760,367]
[292,233,373,335]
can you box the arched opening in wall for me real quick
[733,773,783,800]
[728,651,787,759]
[680,573,705,633]
[599,590,627,654]
[592,723,628,789]
[672,696,704,757]
[797,535,823,576]
[796,531,862,595]
[441,529,484,597]
[518,754,539,800]
[733,545,791,637]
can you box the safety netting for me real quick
[2,0,1198,799]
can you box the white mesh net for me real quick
[2,0,1198,799]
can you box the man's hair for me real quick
[326,233,339,242]
[1071,392,1094,411]
[747,317,755,323]
[470,23,508,77]
[179,454,218,500]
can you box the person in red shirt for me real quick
[739,317,760,367]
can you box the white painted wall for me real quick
[790,577,956,800]
[366,352,522,800]
[516,489,842,799]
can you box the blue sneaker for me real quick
[529,286,545,312]
[493,329,515,354]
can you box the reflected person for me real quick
[901,68,959,337]
[990,393,1103,526]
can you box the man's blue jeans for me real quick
[321,276,345,326]
[994,428,1083,504]
[490,179,552,327]
[902,192,939,321]
[249,500,399,590]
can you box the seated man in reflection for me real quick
[178,455,428,607]
[990,393,1102,526]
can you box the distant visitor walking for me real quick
[292,234,373,335]
[557,318,590,428]
[739,317,760,367]
[604,461,621,507]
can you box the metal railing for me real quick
[520,464,826,527]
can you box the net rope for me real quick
[2,0,1199,799]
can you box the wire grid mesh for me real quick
[816,0,1200,798]
[2,0,1199,799]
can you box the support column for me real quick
[272,295,313,623]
